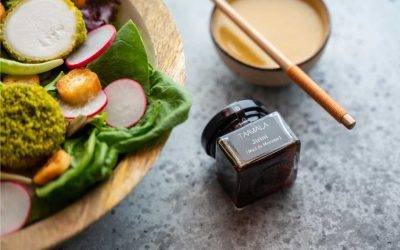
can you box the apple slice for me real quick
[0,181,31,236]
[60,90,107,119]
[104,79,147,128]
[66,24,116,69]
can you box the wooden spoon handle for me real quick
[286,66,344,120]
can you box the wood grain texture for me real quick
[1,0,185,249]
[286,65,346,121]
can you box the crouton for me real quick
[74,0,86,8]
[33,150,72,186]
[0,3,5,21]
[57,68,102,106]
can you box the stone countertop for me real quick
[63,0,400,249]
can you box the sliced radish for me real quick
[60,91,107,119]
[104,79,147,128]
[66,24,116,69]
[1,181,31,236]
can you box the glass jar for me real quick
[201,100,301,207]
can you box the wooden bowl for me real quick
[210,0,331,87]
[1,0,185,249]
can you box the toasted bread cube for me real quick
[74,0,86,8]
[57,68,102,106]
[0,3,5,21]
[3,74,40,85]
[33,150,72,186]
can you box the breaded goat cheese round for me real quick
[2,0,87,62]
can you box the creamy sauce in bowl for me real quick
[212,0,329,69]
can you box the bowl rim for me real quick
[209,0,332,72]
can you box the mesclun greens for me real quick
[32,20,191,217]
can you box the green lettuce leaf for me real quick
[42,71,64,98]
[35,131,96,198]
[87,19,191,152]
[35,131,118,199]
[43,71,64,92]
[31,131,118,221]
[96,69,191,152]
[88,20,150,93]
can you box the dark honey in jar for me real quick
[201,100,300,207]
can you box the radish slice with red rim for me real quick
[66,24,116,69]
[104,78,147,128]
[60,91,107,119]
[0,181,31,236]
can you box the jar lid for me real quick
[201,99,269,158]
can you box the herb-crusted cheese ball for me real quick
[0,84,67,169]
[2,0,87,62]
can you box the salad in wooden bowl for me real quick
[0,0,191,238]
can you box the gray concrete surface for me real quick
[62,0,400,249]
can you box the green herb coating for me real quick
[0,84,66,169]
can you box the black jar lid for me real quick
[201,99,269,158]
